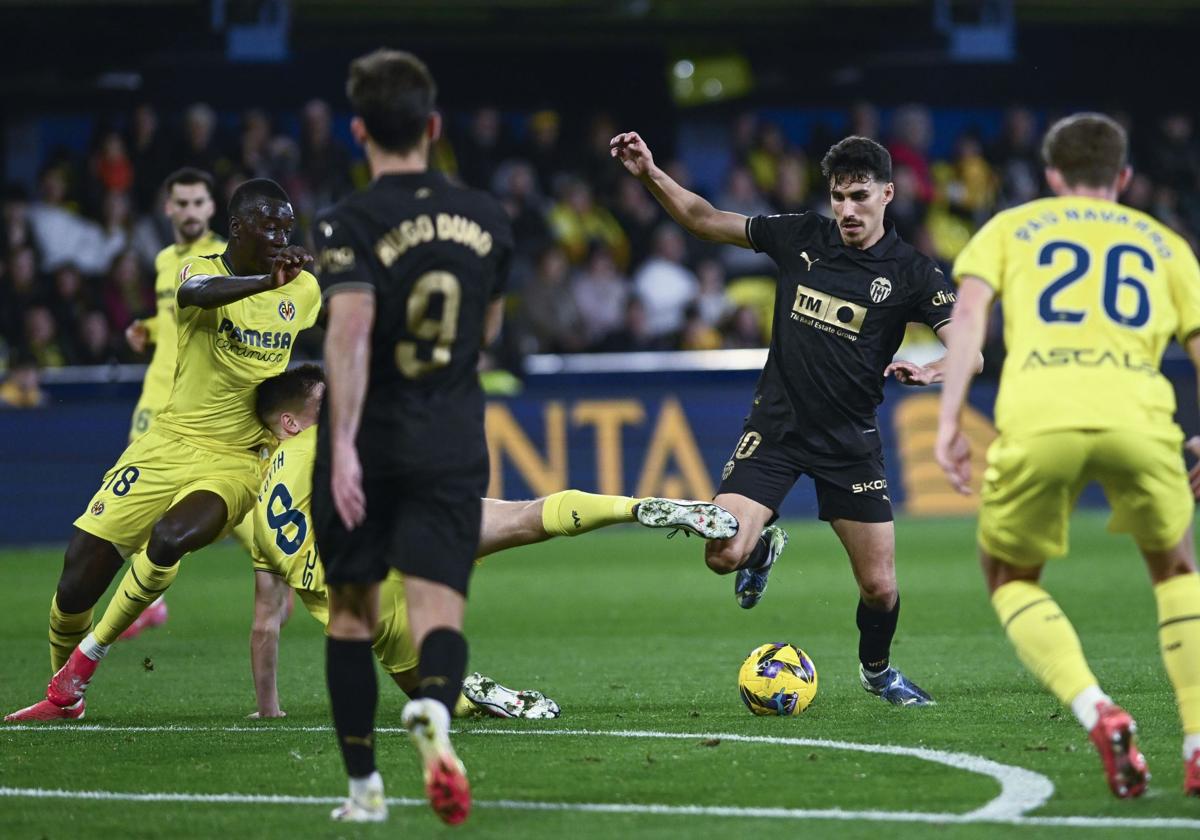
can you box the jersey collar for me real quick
[825,218,900,259]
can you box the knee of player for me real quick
[704,543,742,575]
[146,521,190,565]
[858,576,897,608]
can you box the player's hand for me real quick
[885,360,941,386]
[331,440,366,530]
[247,709,287,719]
[1186,437,1200,500]
[935,420,972,495]
[125,320,150,354]
[270,246,311,288]
[610,131,655,178]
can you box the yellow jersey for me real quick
[154,255,321,454]
[139,232,225,413]
[250,425,328,625]
[953,196,1200,436]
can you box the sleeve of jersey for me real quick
[312,211,377,300]
[1168,241,1200,344]
[952,215,1005,293]
[912,262,957,332]
[745,213,807,257]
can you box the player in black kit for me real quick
[313,50,510,825]
[611,130,980,706]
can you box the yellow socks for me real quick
[1155,572,1200,738]
[452,692,475,718]
[541,490,637,537]
[93,552,179,646]
[991,580,1098,706]
[48,595,92,672]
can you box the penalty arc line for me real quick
[6,725,1199,829]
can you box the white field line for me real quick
[5,725,1198,830]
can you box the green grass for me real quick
[1,513,1198,838]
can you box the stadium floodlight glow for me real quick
[673,60,695,80]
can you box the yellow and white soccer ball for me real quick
[738,642,818,716]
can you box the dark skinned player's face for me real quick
[828,177,893,248]
[233,200,295,271]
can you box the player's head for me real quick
[346,48,441,159]
[162,167,216,244]
[227,178,294,269]
[256,364,325,439]
[820,136,894,249]
[1041,112,1132,198]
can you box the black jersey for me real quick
[745,212,956,458]
[312,171,512,476]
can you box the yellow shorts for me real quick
[372,571,418,674]
[979,427,1193,566]
[75,428,264,555]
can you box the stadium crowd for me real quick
[3,100,1200,397]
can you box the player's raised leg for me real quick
[832,518,933,706]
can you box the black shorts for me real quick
[312,461,487,596]
[716,429,892,523]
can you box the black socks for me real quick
[417,627,468,712]
[326,637,378,779]
[857,596,900,674]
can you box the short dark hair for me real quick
[228,178,290,220]
[820,136,892,187]
[346,49,437,153]
[162,167,215,200]
[1041,112,1127,188]
[256,364,325,425]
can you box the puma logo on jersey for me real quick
[800,251,820,272]
[571,510,582,529]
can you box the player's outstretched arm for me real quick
[178,246,311,310]
[248,570,291,719]
[935,276,995,495]
[610,131,751,248]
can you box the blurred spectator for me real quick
[179,103,229,177]
[492,159,552,288]
[888,164,927,244]
[849,102,881,140]
[594,296,672,353]
[679,302,723,351]
[0,354,47,409]
[24,306,70,368]
[1146,113,1200,188]
[102,250,153,335]
[527,110,571,194]
[518,246,588,354]
[89,131,134,199]
[888,105,935,203]
[547,176,630,269]
[723,305,766,349]
[745,123,788,194]
[50,264,91,343]
[29,167,126,274]
[695,259,732,328]
[990,106,1041,208]
[128,104,172,212]
[2,182,35,257]
[717,167,774,276]
[300,98,353,209]
[633,224,698,338]
[238,109,274,178]
[611,177,662,268]
[772,153,812,214]
[2,246,44,345]
[571,244,629,348]
[75,310,122,366]
[456,108,508,191]
[934,134,997,219]
[582,113,621,201]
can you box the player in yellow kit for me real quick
[247,365,738,719]
[6,178,321,723]
[936,113,1200,798]
[119,168,224,641]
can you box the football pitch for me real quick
[2,513,1199,838]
